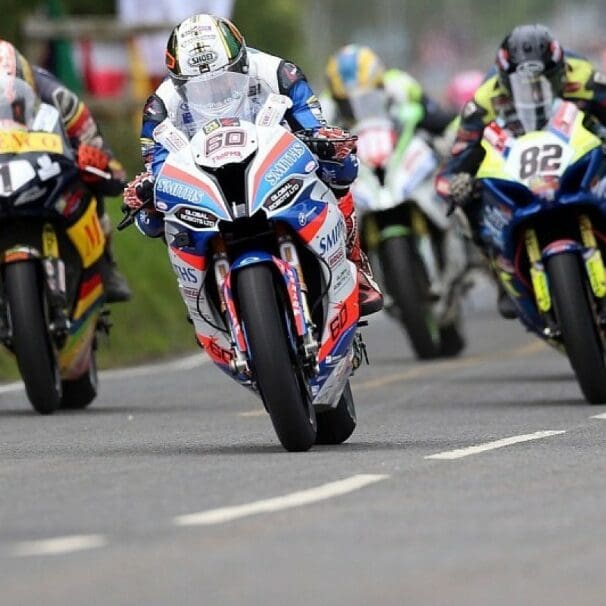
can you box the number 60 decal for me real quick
[519,143,563,179]
[205,129,246,155]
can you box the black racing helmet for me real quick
[496,24,566,97]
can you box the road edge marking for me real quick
[425,430,566,460]
[173,474,389,527]
[11,534,107,557]
[0,353,207,395]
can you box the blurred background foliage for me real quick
[0,0,604,376]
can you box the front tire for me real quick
[4,261,61,414]
[236,264,316,451]
[546,252,606,403]
[379,235,440,359]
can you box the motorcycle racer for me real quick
[435,24,606,317]
[0,40,132,303]
[123,14,383,316]
[323,44,455,136]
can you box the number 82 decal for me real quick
[519,143,563,179]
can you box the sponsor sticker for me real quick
[175,206,218,229]
[0,131,63,154]
[264,178,302,212]
[264,142,307,186]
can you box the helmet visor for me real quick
[348,89,388,122]
[509,66,554,133]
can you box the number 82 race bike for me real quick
[476,96,606,403]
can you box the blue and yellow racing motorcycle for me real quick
[477,98,606,402]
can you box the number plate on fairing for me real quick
[192,120,258,168]
[0,160,36,196]
[505,132,573,188]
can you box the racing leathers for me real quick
[33,66,131,302]
[127,47,383,315]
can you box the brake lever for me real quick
[117,201,152,231]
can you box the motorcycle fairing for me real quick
[247,128,317,216]
[477,100,606,336]
[155,160,231,222]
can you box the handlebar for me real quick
[116,201,153,231]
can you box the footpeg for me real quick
[352,332,369,370]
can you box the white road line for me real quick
[174,474,389,527]
[100,352,206,380]
[0,353,206,395]
[11,534,107,557]
[425,430,566,460]
[0,381,22,395]
[590,413,606,420]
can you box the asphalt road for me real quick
[2,286,606,605]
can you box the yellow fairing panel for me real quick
[66,199,105,268]
[568,111,600,162]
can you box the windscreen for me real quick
[509,65,554,134]
[348,89,388,122]
[174,71,270,138]
[0,76,39,130]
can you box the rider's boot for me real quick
[338,192,383,316]
[99,213,132,303]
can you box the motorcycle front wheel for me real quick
[4,260,62,414]
[236,264,317,452]
[547,252,606,404]
[379,235,442,359]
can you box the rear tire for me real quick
[439,322,465,357]
[379,235,440,359]
[546,252,606,403]
[4,261,61,414]
[236,264,316,451]
[61,355,98,409]
[316,381,357,445]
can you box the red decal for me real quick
[298,206,328,243]
[170,246,206,270]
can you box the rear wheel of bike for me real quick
[4,261,61,414]
[379,235,440,359]
[236,264,316,451]
[315,381,357,445]
[61,355,98,409]
[547,252,606,403]
[439,322,466,357]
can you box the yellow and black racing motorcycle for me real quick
[0,77,107,413]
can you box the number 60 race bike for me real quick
[475,81,606,403]
[120,73,366,451]
[0,77,108,413]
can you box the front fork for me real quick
[0,224,69,348]
[211,234,320,377]
[42,224,70,346]
[525,214,606,333]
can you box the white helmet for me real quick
[165,14,248,82]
